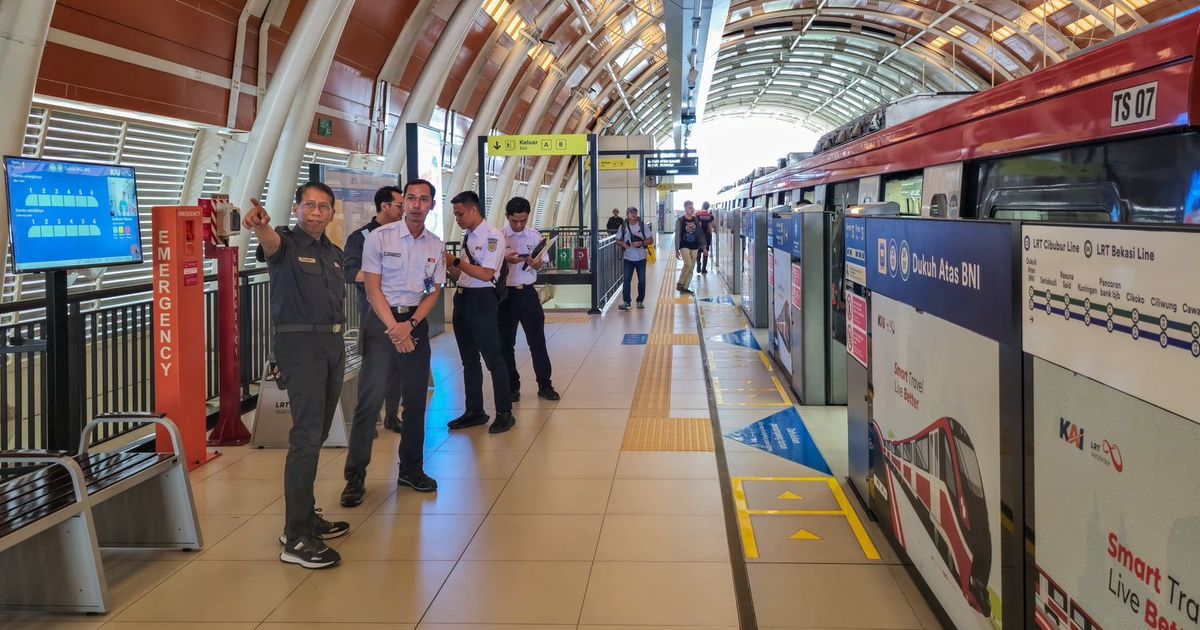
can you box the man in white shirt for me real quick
[443,191,517,434]
[498,196,559,402]
[353,178,445,499]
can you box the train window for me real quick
[883,173,923,216]
[972,131,1200,224]
[941,436,958,503]
[912,437,930,472]
[955,436,985,497]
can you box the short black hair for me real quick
[374,185,403,213]
[295,182,336,205]
[404,178,436,200]
[701,201,710,210]
[450,190,480,209]
[505,196,531,216]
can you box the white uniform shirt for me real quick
[360,221,446,307]
[458,221,506,288]
[503,225,548,286]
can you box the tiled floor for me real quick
[0,245,941,629]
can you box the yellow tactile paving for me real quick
[621,417,715,451]
[544,313,593,324]
[648,332,699,346]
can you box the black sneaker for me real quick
[280,534,341,569]
[537,387,561,401]
[678,287,694,295]
[489,411,516,434]
[618,303,631,311]
[447,410,489,430]
[278,508,350,544]
[396,469,438,493]
[340,475,365,508]
[511,388,521,402]
[383,415,403,433]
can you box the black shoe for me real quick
[537,387,561,401]
[510,389,521,402]
[678,287,694,294]
[489,411,516,434]
[340,475,365,508]
[280,534,341,569]
[278,508,351,544]
[396,469,438,493]
[383,415,403,433]
[448,410,489,430]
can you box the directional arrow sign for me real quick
[487,134,588,156]
[790,529,822,541]
[777,491,803,500]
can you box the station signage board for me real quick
[487,134,588,156]
[646,155,699,177]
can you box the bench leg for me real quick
[92,463,204,550]
[0,510,109,613]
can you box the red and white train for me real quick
[872,417,992,617]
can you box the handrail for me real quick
[0,268,271,316]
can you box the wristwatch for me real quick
[452,257,462,267]
[409,317,421,328]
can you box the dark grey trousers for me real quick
[453,288,512,413]
[275,332,345,539]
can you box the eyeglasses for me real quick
[299,201,333,212]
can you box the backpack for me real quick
[462,234,509,304]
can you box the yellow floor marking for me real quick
[621,417,715,451]
[758,351,774,371]
[777,491,803,500]
[732,477,881,561]
[790,529,822,541]
[544,313,593,324]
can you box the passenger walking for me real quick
[342,186,406,435]
[498,197,559,401]
[696,201,715,274]
[616,206,653,311]
[344,179,444,503]
[243,183,349,570]
[443,191,517,434]
[675,200,708,294]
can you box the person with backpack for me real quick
[442,191,516,434]
[616,206,653,311]
[675,200,708,294]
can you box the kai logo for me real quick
[1059,417,1085,450]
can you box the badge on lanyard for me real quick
[423,277,435,294]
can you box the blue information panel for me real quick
[725,408,832,475]
[4,157,143,272]
[769,212,792,252]
[622,333,648,345]
[865,218,1014,341]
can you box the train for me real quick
[872,418,992,618]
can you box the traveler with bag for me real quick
[616,206,653,311]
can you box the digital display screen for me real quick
[646,156,699,177]
[4,156,143,273]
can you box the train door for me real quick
[825,181,855,405]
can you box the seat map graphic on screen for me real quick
[4,157,143,272]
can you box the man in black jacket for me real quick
[605,208,624,232]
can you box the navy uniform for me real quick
[498,224,557,400]
[343,217,403,431]
[349,221,445,494]
[257,226,348,546]
[448,221,514,431]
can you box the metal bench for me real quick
[0,412,203,613]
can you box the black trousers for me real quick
[498,285,552,391]
[453,288,512,413]
[344,311,430,478]
[274,331,345,539]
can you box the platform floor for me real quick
[0,248,942,629]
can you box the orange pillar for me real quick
[152,206,214,469]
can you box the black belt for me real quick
[507,284,533,291]
[390,306,417,318]
[275,324,343,333]
[456,287,494,293]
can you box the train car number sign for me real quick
[1111,82,1157,128]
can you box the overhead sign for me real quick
[488,134,588,156]
[657,182,692,192]
[598,157,638,171]
[646,155,699,177]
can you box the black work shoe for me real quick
[537,387,561,401]
[278,508,351,544]
[678,287,694,295]
[280,534,340,569]
[511,389,521,402]
[340,475,365,508]
[396,469,438,493]
[489,411,516,434]
[383,415,403,433]
[448,410,489,430]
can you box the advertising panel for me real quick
[1022,225,1200,424]
[845,216,867,287]
[870,293,1003,629]
[847,291,868,368]
[1030,357,1200,630]
[414,125,445,238]
[314,165,399,248]
[791,262,802,308]
[773,247,793,374]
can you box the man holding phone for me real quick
[616,206,653,311]
[498,197,559,402]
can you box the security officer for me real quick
[350,178,444,499]
[498,196,559,402]
[342,186,405,435]
[243,183,348,570]
[443,191,516,434]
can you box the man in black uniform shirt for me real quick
[342,186,405,435]
[244,183,349,570]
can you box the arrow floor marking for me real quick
[790,529,821,541]
[777,491,803,500]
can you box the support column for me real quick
[227,0,339,262]
[0,0,56,289]
[263,0,356,225]
[381,0,483,175]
